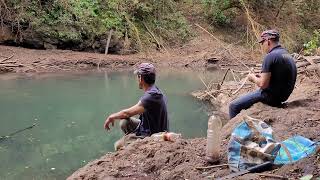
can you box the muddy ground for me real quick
[1,32,319,180]
[67,75,320,180]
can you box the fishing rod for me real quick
[0,123,37,142]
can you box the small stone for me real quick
[51,168,55,170]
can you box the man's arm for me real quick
[248,72,271,89]
[104,101,145,130]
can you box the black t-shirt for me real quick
[261,45,297,102]
[136,85,169,136]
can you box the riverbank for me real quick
[1,31,320,179]
[67,71,320,180]
[0,28,258,75]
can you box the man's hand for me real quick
[104,116,115,130]
[103,102,145,131]
[247,72,271,89]
[247,73,256,83]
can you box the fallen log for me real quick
[0,54,14,62]
[0,61,17,64]
[0,64,24,67]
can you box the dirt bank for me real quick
[0,30,257,75]
[67,72,320,180]
[66,36,319,179]
[1,31,319,179]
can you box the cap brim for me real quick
[258,38,264,43]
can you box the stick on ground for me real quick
[232,76,249,95]
[195,164,229,170]
[256,173,288,179]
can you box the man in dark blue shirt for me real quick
[229,30,297,119]
[104,63,169,138]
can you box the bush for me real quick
[201,0,239,26]
[1,0,192,52]
[303,30,320,55]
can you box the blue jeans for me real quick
[229,89,279,119]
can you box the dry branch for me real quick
[194,23,251,71]
[230,69,240,82]
[198,75,209,90]
[217,68,230,89]
[0,64,23,67]
[195,164,229,170]
[0,54,14,62]
[0,61,16,64]
[232,76,249,95]
[257,173,287,179]
[143,22,168,53]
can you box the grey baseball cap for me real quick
[258,29,280,43]
[134,63,156,75]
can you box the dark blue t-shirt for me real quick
[136,85,169,136]
[261,45,297,102]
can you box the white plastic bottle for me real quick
[151,132,165,141]
[206,115,222,163]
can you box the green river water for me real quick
[0,70,222,180]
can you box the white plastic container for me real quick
[206,115,222,163]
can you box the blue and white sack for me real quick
[228,117,281,172]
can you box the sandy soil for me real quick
[1,32,319,180]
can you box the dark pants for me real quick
[229,89,281,119]
[119,117,141,135]
[114,117,141,151]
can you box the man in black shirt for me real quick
[229,30,297,119]
[104,63,169,137]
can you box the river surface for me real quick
[0,70,223,179]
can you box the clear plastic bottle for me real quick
[151,132,165,141]
[206,115,222,163]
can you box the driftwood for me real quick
[0,64,23,67]
[0,54,14,62]
[296,55,320,78]
[0,61,16,64]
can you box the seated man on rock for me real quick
[229,30,297,119]
[104,63,169,149]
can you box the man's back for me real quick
[137,85,168,136]
[262,45,297,102]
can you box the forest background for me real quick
[0,0,319,55]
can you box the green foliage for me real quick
[201,0,236,26]
[3,0,191,51]
[303,30,320,55]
